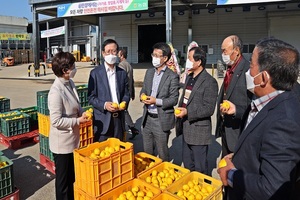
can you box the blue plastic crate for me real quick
[0,156,14,198]
[36,90,49,115]
[0,113,30,137]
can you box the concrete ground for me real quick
[0,62,224,200]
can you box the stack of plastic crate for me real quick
[73,138,135,199]
[37,88,94,174]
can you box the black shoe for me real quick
[129,127,139,140]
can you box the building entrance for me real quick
[138,24,166,62]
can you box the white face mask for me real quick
[222,53,236,66]
[104,54,117,65]
[245,69,262,94]
[185,58,194,70]
[152,57,162,68]
[69,66,77,78]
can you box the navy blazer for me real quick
[88,64,130,135]
[228,91,300,200]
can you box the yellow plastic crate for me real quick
[134,152,162,177]
[37,113,50,137]
[74,183,100,200]
[101,178,161,199]
[137,162,190,191]
[153,192,179,200]
[165,171,223,200]
[38,113,93,147]
[79,120,94,148]
[73,138,134,197]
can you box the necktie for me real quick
[224,66,233,91]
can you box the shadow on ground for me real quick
[2,148,55,200]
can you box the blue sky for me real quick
[0,0,33,21]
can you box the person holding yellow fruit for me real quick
[140,42,179,161]
[88,39,130,142]
[48,52,90,200]
[175,46,218,175]
[218,38,300,200]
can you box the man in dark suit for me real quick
[215,35,252,157]
[175,46,218,175]
[218,38,300,200]
[88,39,130,141]
[140,42,179,161]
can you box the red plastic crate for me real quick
[0,187,19,200]
[0,130,39,149]
[39,153,55,174]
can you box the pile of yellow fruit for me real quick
[134,157,156,175]
[0,111,19,118]
[143,168,185,190]
[0,161,7,169]
[89,145,120,159]
[175,180,215,200]
[5,115,25,121]
[116,186,154,200]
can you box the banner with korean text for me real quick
[41,26,66,38]
[0,33,30,41]
[57,0,148,17]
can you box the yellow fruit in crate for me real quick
[146,191,154,198]
[89,152,97,159]
[182,184,189,191]
[205,185,214,193]
[137,191,144,197]
[149,162,155,168]
[132,186,139,193]
[108,147,115,154]
[151,170,158,177]
[146,176,152,183]
[126,191,134,199]
[119,194,126,200]
[136,197,143,200]
[112,102,119,109]
[119,101,126,109]
[100,151,106,158]
[93,148,100,156]
[218,158,227,168]
[143,196,151,200]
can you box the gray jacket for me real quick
[48,77,83,154]
[140,67,179,131]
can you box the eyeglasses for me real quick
[151,53,164,58]
[104,49,118,55]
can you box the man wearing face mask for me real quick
[88,39,130,142]
[218,38,300,200]
[215,35,252,157]
[140,42,179,161]
[175,47,218,174]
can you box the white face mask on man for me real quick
[185,58,194,70]
[245,69,269,94]
[222,53,235,66]
[152,57,162,68]
[104,54,117,65]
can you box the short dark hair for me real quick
[119,49,127,59]
[189,46,207,67]
[256,37,300,90]
[153,42,172,61]
[51,52,75,77]
[102,39,119,52]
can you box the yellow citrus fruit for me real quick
[86,111,92,120]
[119,101,126,109]
[221,101,230,109]
[174,108,181,115]
[140,94,148,101]
[146,191,154,198]
[93,148,100,155]
[112,102,119,108]
[218,158,227,168]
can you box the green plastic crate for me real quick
[0,111,21,133]
[0,156,14,198]
[20,106,38,131]
[76,85,90,107]
[36,90,49,115]
[0,98,10,113]
[0,113,30,137]
[39,134,54,161]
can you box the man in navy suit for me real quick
[88,39,130,141]
[218,38,300,200]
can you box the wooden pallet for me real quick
[39,153,55,174]
[0,130,39,149]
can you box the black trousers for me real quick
[53,153,75,200]
[99,113,124,142]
